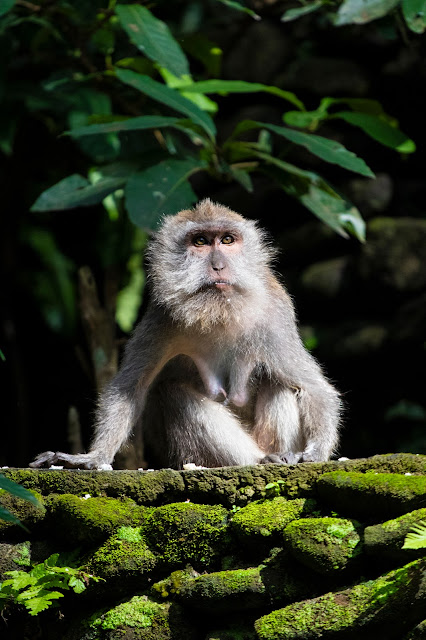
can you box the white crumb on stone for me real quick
[337,457,350,462]
[82,494,91,500]
[97,464,113,471]
[405,472,412,476]
[49,465,64,470]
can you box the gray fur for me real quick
[30,199,341,470]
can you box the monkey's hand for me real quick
[29,451,112,470]
[260,452,304,465]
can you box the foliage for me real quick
[402,521,426,550]
[264,480,286,498]
[279,0,426,32]
[0,553,101,616]
[1,2,414,246]
[0,474,43,528]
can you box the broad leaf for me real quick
[66,115,180,138]
[402,0,426,32]
[0,474,42,508]
[402,521,426,549]
[0,0,14,17]
[258,153,366,241]
[115,4,189,78]
[335,0,401,25]
[115,69,216,140]
[281,0,325,21]
[125,157,203,229]
[31,174,126,211]
[229,166,254,192]
[237,121,374,177]
[333,111,416,153]
[179,79,304,110]
[214,0,261,19]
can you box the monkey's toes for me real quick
[260,452,303,465]
[29,451,58,468]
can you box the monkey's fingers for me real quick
[260,452,303,465]
[29,451,58,468]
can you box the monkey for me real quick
[30,199,341,471]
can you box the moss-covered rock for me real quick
[364,508,426,562]
[142,502,228,569]
[0,540,31,578]
[231,498,316,550]
[47,494,150,545]
[0,488,45,537]
[87,526,158,584]
[154,566,268,612]
[83,594,196,639]
[318,471,426,519]
[283,517,361,574]
[405,619,426,640]
[255,558,426,639]
[205,625,256,640]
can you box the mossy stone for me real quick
[156,566,268,612]
[86,594,195,639]
[0,488,45,538]
[87,526,157,582]
[255,558,426,639]
[47,494,150,545]
[318,471,426,519]
[231,498,316,548]
[283,517,361,574]
[364,508,426,562]
[143,502,228,569]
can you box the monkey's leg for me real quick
[252,385,305,465]
[145,383,265,469]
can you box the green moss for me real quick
[255,559,425,639]
[143,502,228,568]
[364,508,426,561]
[162,567,267,612]
[318,471,426,518]
[48,494,150,545]
[91,595,165,630]
[0,488,45,536]
[88,526,157,580]
[283,517,361,574]
[231,497,315,548]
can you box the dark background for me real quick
[1,0,425,468]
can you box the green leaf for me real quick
[335,0,401,25]
[2,572,36,590]
[125,157,203,229]
[0,0,15,17]
[24,592,64,616]
[158,68,218,114]
[281,0,325,21]
[333,111,416,153]
[402,521,426,549]
[241,121,374,177]
[402,0,426,32]
[115,4,189,78]
[31,174,126,211]
[229,166,254,192]
[115,69,216,140]
[68,576,86,594]
[66,115,181,138]
[178,79,304,110]
[258,152,366,241]
[0,474,42,508]
[214,0,261,20]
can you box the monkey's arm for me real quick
[257,298,341,465]
[30,310,175,469]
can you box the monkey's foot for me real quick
[29,451,111,470]
[260,452,304,465]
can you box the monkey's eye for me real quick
[221,235,234,245]
[193,236,208,246]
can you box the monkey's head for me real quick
[147,199,276,331]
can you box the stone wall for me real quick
[1,453,425,639]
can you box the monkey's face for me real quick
[186,227,243,294]
[147,201,275,330]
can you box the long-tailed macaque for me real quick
[30,199,341,470]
